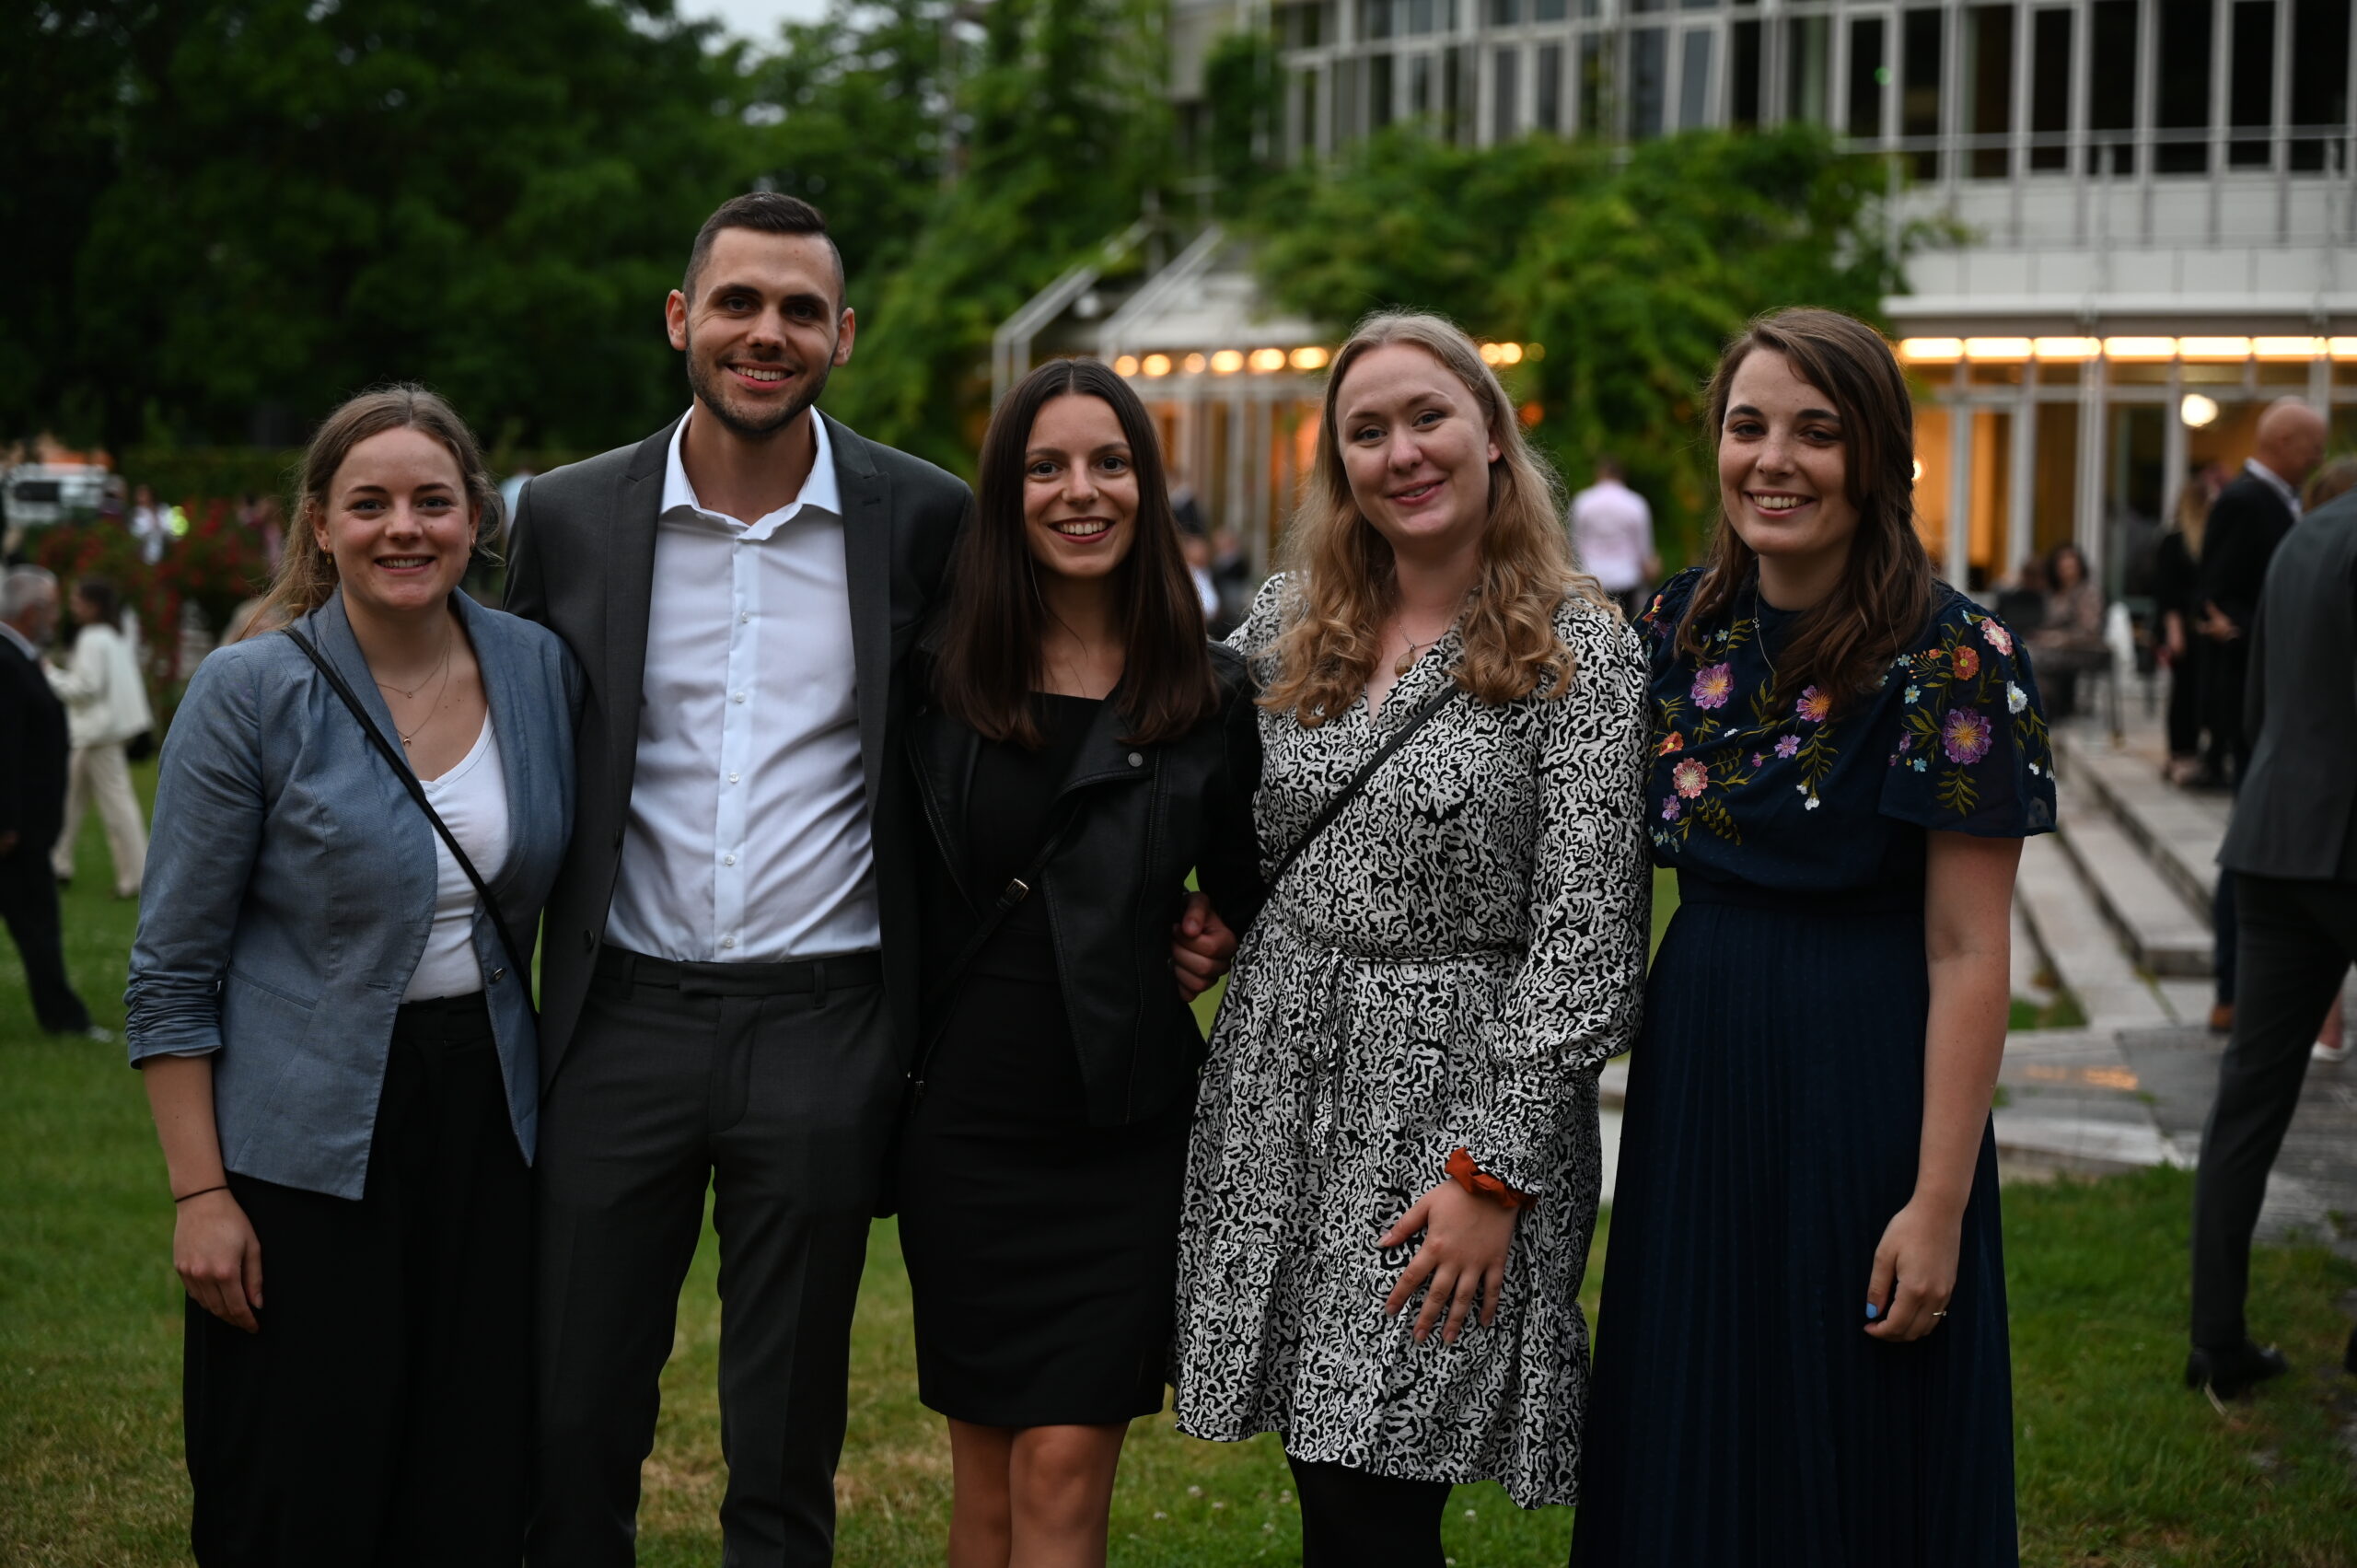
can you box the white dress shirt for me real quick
[1567,478,1656,595]
[405,714,510,1002]
[603,409,881,962]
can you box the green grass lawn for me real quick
[5,784,2352,1564]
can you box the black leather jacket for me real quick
[908,645,1266,1127]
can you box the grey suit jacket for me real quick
[504,412,970,1086]
[2220,489,2357,881]
[125,591,583,1200]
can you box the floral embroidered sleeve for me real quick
[1875,602,2059,838]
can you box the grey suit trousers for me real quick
[2190,874,2357,1348]
[529,951,899,1568]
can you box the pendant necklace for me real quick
[380,632,456,749]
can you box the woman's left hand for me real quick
[1380,1180,1520,1345]
[1864,1195,1964,1342]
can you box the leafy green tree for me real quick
[744,0,958,290]
[1200,29,1283,215]
[14,0,758,453]
[824,0,1169,472]
[1243,122,1920,563]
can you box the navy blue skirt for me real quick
[1572,877,2017,1566]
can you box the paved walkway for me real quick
[2001,703,2357,1265]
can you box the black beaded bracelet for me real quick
[173,1184,230,1204]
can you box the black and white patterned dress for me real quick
[1171,573,1651,1507]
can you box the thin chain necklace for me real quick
[377,628,456,749]
[376,623,454,700]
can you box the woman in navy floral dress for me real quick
[1572,309,2054,1566]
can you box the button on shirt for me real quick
[603,410,880,962]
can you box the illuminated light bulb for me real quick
[2180,393,2220,428]
[2033,337,2099,360]
[1249,348,1287,372]
[1898,338,1964,364]
[1290,345,1330,371]
[1498,343,1524,366]
[2254,337,2325,359]
[1141,354,1172,377]
[1911,460,1925,482]
[1182,353,1207,374]
[1963,338,2032,361]
[2102,337,2176,359]
[1113,355,1141,377]
[1479,343,1504,365]
[2178,337,2252,360]
[1210,349,1246,375]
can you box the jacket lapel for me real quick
[1056,695,1158,800]
[602,422,674,810]
[454,591,530,897]
[308,593,407,756]
[830,413,894,820]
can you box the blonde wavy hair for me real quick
[1260,310,1609,725]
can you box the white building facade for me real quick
[1014,0,2357,587]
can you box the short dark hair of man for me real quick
[682,192,846,309]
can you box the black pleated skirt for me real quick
[896,973,1189,1428]
[1572,877,2018,1566]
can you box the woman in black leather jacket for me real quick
[900,356,1263,1567]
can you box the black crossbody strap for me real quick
[284,626,532,987]
[909,803,1085,1098]
[1265,683,1461,890]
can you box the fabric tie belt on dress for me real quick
[1674,872,1924,918]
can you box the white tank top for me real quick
[401,714,511,1002]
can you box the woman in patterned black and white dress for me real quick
[1171,311,1651,1563]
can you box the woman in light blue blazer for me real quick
[127,385,580,1567]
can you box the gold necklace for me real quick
[375,623,454,701]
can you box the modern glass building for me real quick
[1008,0,2357,585]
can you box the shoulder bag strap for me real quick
[1264,683,1462,891]
[283,626,533,988]
[909,801,1085,1099]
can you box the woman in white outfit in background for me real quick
[48,577,153,899]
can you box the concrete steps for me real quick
[2052,728,2225,918]
[2054,804,2214,976]
[2014,833,2172,1030]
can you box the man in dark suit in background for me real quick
[0,566,95,1037]
[2189,482,2357,1399]
[2195,398,2328,1033]
[506,193,1236,1566]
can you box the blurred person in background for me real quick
[0,566,98,1039]
[2189,473,2357,1398]
[130,482,172,564]
[2292,453,2357,1066]
[2155,464,2225,785]
[127,386,579,1565]
[46,576,152,899]
[2197,399,2328,1036]
[2026,542,2107,720]
[1567,455,1659,619]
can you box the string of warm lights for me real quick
[1898,336,2357,364]
[1110,343,1542,377]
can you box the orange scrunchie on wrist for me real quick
[1446,1147,1534,1212]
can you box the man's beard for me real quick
[684,335,834,441]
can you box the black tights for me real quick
[1286,1452,1453,1568]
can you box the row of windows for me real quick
[1275,0,2355,176]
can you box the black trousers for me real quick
[184,993,530,1567]
[2190,874,2357,1348]
[0,837,88,1032]
[1286,1452,1454,1568]
[530,949,896,1568]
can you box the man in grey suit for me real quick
[2188,480,2357,1400]
[507,193,1235,1565]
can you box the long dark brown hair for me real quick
[1678,308,1934,712]
[930,357,1219,748]
[248,384,499,636]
